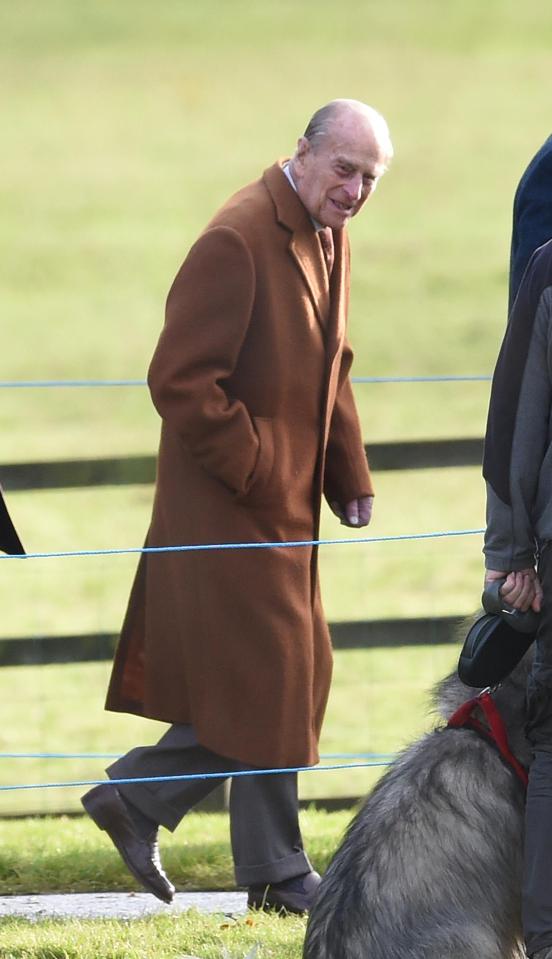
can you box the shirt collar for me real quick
[283,162,323,232]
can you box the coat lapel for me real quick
[288,232,329,328]
[263,163,330,329]
[327,228,348,349]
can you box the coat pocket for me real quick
[237,416,278,506]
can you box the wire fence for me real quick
[0,528,484,562]
[0,375,492,389]
[0,761,398,794]
[0,373,484,801]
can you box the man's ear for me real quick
[295,136,310,164]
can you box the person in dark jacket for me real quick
[484,136,552,959]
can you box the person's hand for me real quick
[485,567,543,614]
[330,496,374,528]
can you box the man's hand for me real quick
[330,496,374,528]
[485,567,543,613]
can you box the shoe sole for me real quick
[81,787,174,905]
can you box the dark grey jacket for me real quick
[484,240,552,570]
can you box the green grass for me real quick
[0,810,338,958]
[0,912,305,959]
[1,1,550,432]
[0,809,348,896]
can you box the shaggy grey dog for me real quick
[303,651,532,959]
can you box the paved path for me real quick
[0,891,248,920]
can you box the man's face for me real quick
[292,116,388,230]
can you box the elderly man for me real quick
[82,99,393,914]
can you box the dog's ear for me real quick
[431,670,475,721]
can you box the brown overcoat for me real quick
[106,162,373,767]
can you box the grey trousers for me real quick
[107,724,312,886]
[523,543,552,957]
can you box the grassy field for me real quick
[1,3,550,955]
[0,913,305,959]
[0,810,341,956]
[3,0,552,380]
[0,0,548,802]
[3,0,544,637]
[0,809,349,894]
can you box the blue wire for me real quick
[0,376,490,388]
[352,375,491,383]
[0,528,485,562]
[0,751,397,761]
[0,761,391,792]
[0,380,147,388]
[0,373,478,791]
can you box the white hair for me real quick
[302,99,393,168]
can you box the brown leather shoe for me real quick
[248,869,321,915]
[81,783,175,904]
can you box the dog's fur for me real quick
[303,647,532,959]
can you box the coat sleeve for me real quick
[323,339,374,506]
[148,226,273,497]
[484,268,552,571]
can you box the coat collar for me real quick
[263,160,313,232]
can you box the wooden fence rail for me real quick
[0,616,466,668]
[0,438,483,492]
[0,437,479,665]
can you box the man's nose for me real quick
[343,173,363,202]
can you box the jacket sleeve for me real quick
[484,281,552,571]
[323,339,374,506]
[148,226,272,497]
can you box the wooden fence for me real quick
[1,438,483,493]
[0,436,481,666]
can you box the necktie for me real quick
[318,227,335,277]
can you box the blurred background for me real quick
[1,0,551,814]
